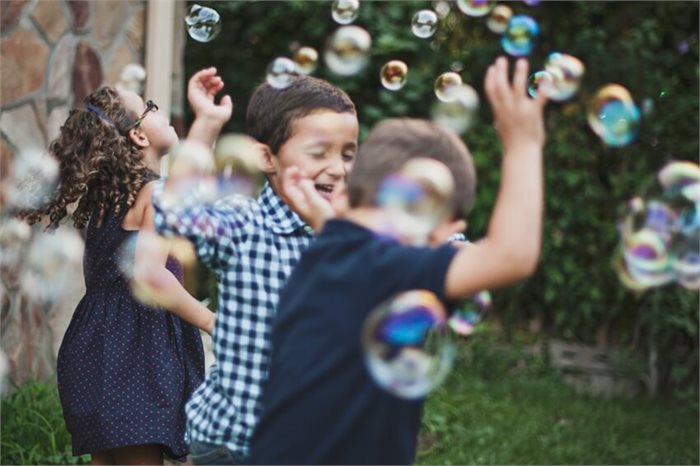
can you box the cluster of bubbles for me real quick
[162,135,263,211]
[363,288,492,399]
[614,160,700,290]
[185,4,221,43]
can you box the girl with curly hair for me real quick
[22,68,231,465]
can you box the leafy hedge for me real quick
[184,1,699,397]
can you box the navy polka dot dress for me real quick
[56,202,205,460]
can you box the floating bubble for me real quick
[431,84,479,135]
[163,140,218,209]
[522,0,541,5]
[362,290,456,399]
[380,60,408,91]
[677,40,690,55]
[450,61,464,73]
[501,15,539,57]
[376,158,455,245]
[527,70,553,98]
[0,218,32,272]
[456,0,495,17]
[641,97,654,115]
[544,53,585,102]
[587,84,640,147]
[116,63,146,95]
[411,10,438,39]
[185,4,221,43]
[671,233,700,289]
[433,0,451,18]
[293,46,319,75]
[266,57,298,89]
[486,4,513,34]
[449,290,492,336]
[214,133,265,198]
[331,0,360,25]
[324,25,372,76]
[20,227,84,305]
[657,160,700,197]
[434,71,463,102]
[5,148,59,211]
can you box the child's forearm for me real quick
[136,266,216,334]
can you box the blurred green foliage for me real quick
[185,1,699,398]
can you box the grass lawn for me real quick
[417,337,699,465]
[1,335,697,465]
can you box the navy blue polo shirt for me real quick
[249,218,458,465]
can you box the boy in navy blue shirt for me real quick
[249,56,549,465]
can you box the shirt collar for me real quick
[258,182,311,235]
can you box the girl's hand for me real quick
[187,67,233,126]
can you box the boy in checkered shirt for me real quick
[152,76,359,464]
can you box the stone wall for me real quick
[1,0,146,157]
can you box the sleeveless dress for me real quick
[57,200,205,460]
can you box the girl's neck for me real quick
[142,147,161,174]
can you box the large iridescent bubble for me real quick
[266,57,298,89]
[376,158,455,245]
[434,71,463,102]
[501,15,539,57]
[431,84,479,135]
[324,25,372,76]
[185,4,221,43]
[362,290,456,399]
[587,84,640,147]
[293,46,319,75]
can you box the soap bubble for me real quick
[501,14,539,57]
[456,0,495,17]
[486,4,513,34]
[544,52,585,102]
[266,57,298,89]
[411,9,439,39]
[293,46,319,75]
[434,72,463,102]
[527,70,553,98]
[587,84,640,148]
[324,25,372,76]
[431,84,479,134]
[4,148,59,211]
[380,60,408,91]
[185,4,221,43]
[331,0,360,25]
[376,158,455,245]
[449,290,492,336]
[363,290,456,399]
[21,227,84,305]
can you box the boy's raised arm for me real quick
[445,57,548,299]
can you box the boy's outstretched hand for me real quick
[279,166,338,234]
[484,57,548,154]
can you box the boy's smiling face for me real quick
[265,108,359,202]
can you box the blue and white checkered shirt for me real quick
[152,182,314,456]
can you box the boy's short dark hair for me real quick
[246,76,356,155]
[347,118,477,219]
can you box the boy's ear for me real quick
[128,128,150,148]
[258,143,277,174]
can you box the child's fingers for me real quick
[512,59,529,99]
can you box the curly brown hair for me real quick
[21,87,156,230]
